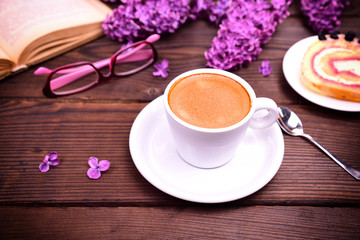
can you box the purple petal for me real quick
[258,60,272,77]
[88,157,99,168]
[42,154,49,163]
[153,59,169,78]
[153,69,169,78]
[48,152,58,161]
[160,59,169,68]
[87,168,101,179]
[48,158,60,166]
[39,162,50,172]
[98,160,110,172]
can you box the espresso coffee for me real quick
[168,73,251,128]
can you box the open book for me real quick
[0,0,112,80]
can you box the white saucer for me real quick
[283,36,360,112]
[129,96,284,203]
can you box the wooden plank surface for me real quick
[1,1,360,239]
[1,206,359,240]
[1,100,359,205]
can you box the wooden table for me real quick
[1,2,359,239]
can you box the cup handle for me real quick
[249,97,278,129]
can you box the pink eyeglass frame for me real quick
[34,34,160,97]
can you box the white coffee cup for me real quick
[164,68,278,169]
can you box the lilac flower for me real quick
[205,20,262,70]
[189,0,230,24]
[102,0,191,42]
[188,0,211,20]
[153,59,169,78]
[205,0,291,70]
[87,157,110,180]
[102,0,292,71]
[39,152,60,172]
[271,0,292,24]
[207,0,230,24]
[258,60,272,77]
[301,0,350,33]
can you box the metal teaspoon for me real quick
[277,106,360,181]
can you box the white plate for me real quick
[129,96,284,203]
[282,36,360,112]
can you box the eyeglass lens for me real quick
[113,42,154,76]
[49,42,155,95]
[50,63,98,95]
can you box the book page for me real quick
[0,0,112,63]
[0,47,11,61]
[0,47,15,77]
[22,25,102,66]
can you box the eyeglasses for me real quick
[34,34,159,97]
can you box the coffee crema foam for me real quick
[168,73,251,129]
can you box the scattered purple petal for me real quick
[39,151,60,172]
[88,156,99,168]
[39,161,50,172]
[87,168,102,180]
[258,60,272,77]
[153,59,169,78]
[87,156,111,180]
[98,160,111,171]
[48,152,60,166]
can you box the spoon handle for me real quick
[302,133,360,181]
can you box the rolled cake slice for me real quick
[300,32,360,102]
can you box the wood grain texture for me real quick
[0,1,360,239]
[1,206,359,240]
[1,101,359,205]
